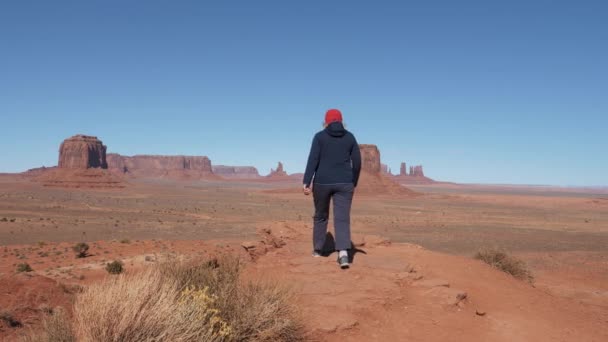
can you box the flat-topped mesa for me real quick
[33,134,124,188]
[268,162,288,177]
[359,144,381,174]
[107,154,213,175]
[58,135,107,169]
[213,165,261,179]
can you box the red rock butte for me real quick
[58,135,107,169]
[34,135,124,188]
[357,144,416,196]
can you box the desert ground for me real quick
[1,174,608,341]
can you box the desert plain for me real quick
[1,171,607,341]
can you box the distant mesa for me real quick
[212,165,261,179]
[107,154,216,180]
[34,135,124,188]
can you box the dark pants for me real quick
[312,183,354,252]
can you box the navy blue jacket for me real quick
[303,122,362,187]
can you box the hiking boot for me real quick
[312,250,322,257]
[338,255,350,269]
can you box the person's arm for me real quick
[303,134,321,187]
[351,137,362,187]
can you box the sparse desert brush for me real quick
[105,260,124,275]
[17,262,33,273]
[72,242,89,258]
[70,255,302,342]
[475,248,533,282]
[73,268,229,341]
[20,307,75,342]
[119,238,130,244]
[158,255,304,341]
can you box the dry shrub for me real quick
[74,269,226,341]
[72,255,302,341]
[20,307,75,342]
[475,248,533,282]
[105,260,124,274]
[158,255,303,341]
[17,263,33,273]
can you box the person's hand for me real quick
[303,184,312,196]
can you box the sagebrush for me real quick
[474,248,533,282]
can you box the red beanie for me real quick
[325,109,343,125]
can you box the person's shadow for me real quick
[321,232,366,264]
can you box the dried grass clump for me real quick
[20,307,75,342]
[70,255,303,341]
[475,248,533,282]
[158,255,304,341]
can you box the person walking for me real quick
[303,109,362,269]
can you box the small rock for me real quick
[476,310,486,316]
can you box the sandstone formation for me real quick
[58,135,107,169]
[356,144,416,196]
[359,145,381,174]
[381,164,392,175]
[267,162,288,177]
[393,161,434,184]
[34,135,125,188]
[107,154,215,179]
[411,165,424,177]
[400,162,407,176]
[212,165,261,179]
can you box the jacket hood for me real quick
[325,121,347,137]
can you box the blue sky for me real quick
[1,1,606,186]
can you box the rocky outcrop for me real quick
[213,165,261,179]
[34,135,124,188]
[359,145,381,174]
[58,135,107,169]
[107,154,214,179]
[381,164,392,175]
[268,162,288,177]
[356,145,416,196]
[400,162,407,176]
[411,165,424,177]
[393,161,434,184]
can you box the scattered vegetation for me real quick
[21,307,75,342]
[72,242,89,258]
[17,263,33,273]
[474,248,533,282]
[119,239,130,244]
[37,255,302,342]
[105,260,124,275]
